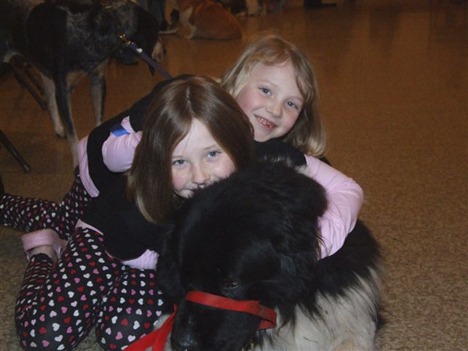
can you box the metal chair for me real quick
[0,58,45,173]
[0,129,31,172]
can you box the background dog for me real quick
[157,160,383,351]
[0,0,164,166]
[171,0,242,39]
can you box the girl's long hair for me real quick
[127,75,255,223]
[222,33,326,157]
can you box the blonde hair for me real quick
[127,75,255,223]
[221,33,326,157]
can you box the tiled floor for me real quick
[1,0,467,350]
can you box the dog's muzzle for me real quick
[125,291,277,351]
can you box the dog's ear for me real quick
[156,234,186,304]
[269,167,327,253]
[267,171,328,288]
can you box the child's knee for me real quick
[16,317,81,350]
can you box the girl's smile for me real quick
[171,119,236,198]
[236,61,303,142]
[254,114,277,129]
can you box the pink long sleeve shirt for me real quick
[78,116,363,268]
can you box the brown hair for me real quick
[127,75,255,223]
[221,33,326,157]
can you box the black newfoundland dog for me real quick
[157,160,382,351]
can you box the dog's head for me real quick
[157,161,327,351]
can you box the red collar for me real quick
[125,290,277,351]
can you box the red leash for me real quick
[125,311,175,351]
[185,291,277,329]
[126,291,277,351]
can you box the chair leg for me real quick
[0,130,31,172]
[10,56,48,111]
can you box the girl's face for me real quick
[236,61,304,142]
[171,119,236,198]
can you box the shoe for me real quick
[21,229,68,261]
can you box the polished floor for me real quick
[1,0,467,350]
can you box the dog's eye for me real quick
[223,279,239,290]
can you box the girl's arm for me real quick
[304,155,364,258]
[101,79,177,173]
[101,116,142,172]
[76,220,159,270]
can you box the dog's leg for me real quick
[54,75,79,166]
[40,73,66,138]
[88,61,107,127]
[151,39,166,63]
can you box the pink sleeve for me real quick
[101,117,142,172]
[121,249,159,270]
[304,156,364,258]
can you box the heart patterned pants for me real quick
[15,227,168,350]
[0,175,91,240]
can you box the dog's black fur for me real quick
[157,160,382,351]
[0,0,164,166]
